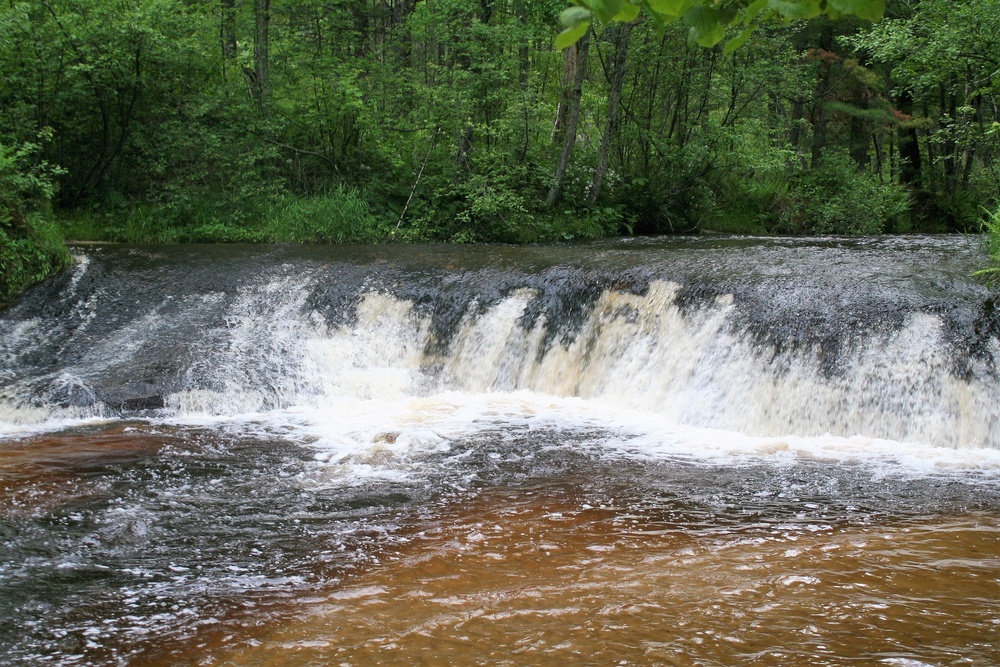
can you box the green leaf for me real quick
[554,20,591,49]
[723,25,755,53]
[612,3,641,21]
[684,6,726,47]
[767,0,822,20]
[646,0,693,21]
[694,22,726,46]
[589,0,625,22]
[827,0,884,21]
[719,6,739,26]
[560,6,592,27]
[745,0,770,21]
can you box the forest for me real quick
[1,0,999,302]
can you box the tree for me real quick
[254,0,271,115]
[0,136,71,303]
[546,28,591,208]
[588,21,634,203]
[853,0,1000,204]
[555,0,885,52]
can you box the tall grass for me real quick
[59,185,384,244]
[262,186,379,243]
[974,205,1000,281]
[0,212,72,304]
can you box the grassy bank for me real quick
[4,187,995,309]
[0,212,72,306]
[54,168,970,248]
[57,186,629,246]
[975,205,1000,281]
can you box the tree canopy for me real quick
[0,0,996,288]
[556,0,885,50]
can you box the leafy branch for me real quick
[556,0,885,52]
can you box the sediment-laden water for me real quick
[1,236,998,665]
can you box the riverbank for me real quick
[55,174,950,247]
[2,186,996,309]
[0,212,72,307]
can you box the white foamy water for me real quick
[149,282,1000,469]
[4,239,998,667]
[1,240,998,470]
[197,391,1000,486]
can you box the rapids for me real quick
[0,236,998,665]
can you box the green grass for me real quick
[0,211,73,305]
[974,205,1000,281]
[60,186,385,244]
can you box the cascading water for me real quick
[2,237,997,447]
[1,237,999,666]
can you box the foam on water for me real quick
[3,239,998,667]
[1,240,998,467]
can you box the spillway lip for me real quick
[2,237,997,450]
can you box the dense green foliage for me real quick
[976,204,1000,281]
[0,134,72,304]
[556,0,886,51]
[0,0,998,289]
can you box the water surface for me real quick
[1,236,998,665]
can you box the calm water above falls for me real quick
[0,236,998,666]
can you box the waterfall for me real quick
[3,238,1000,667]
[1,238,997,449]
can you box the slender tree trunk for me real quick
[254,0,271,116]
[961,92,982,189]
[546,29,590,209]
[455,1,493,174]
[221,0,237,69]
[393,0,415,29]
[897,89,921,185]
[552,38,583,144]
[789,99,804,149]
[456,127,474,174]
[873,130,884,179]
[768,93,784,144]
[392,0,415,62]
[849,116,869,171]
[888,129,895,182]
[588,22,633,205]
[352,1,370,57]
[515,0,529,87]
[809,25,833,170]
[514,0,530,161]
[941,81,960,193]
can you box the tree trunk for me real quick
[551,39,583,144]
[809,25,833,170]
[848,115,869,171]
[221,0,237,66]
[941,81,960,193]
[392,0,415,62]
[454,2,492,175]
[897,89,921,185]
[393,0,415,29]
[515,0,530,87]
[588,22,633,205]
[254,0,271,116]
[546,29,590,209]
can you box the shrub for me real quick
[975,204,1000,282]
[0,138,71,304]
[772,155,910,235]
[262,186,381,243]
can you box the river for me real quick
[1,236,998,666]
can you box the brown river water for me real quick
[2,238,999,665]
[205,496,1000,667]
